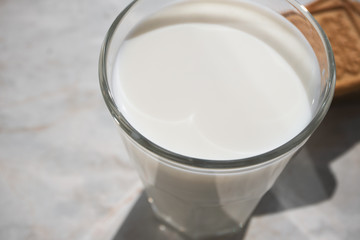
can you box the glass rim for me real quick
[99,0,336,169]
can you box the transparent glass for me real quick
[99,0,335,238]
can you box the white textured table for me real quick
[0,1,359,240]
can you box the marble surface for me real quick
[0,0,359,240]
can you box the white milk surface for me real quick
[112,0,320,160]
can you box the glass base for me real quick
[148,195,250,239]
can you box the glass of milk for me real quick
[99,0,335,238]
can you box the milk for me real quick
[113,1,319,160]
[111,0,320,237]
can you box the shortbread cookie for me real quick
[307,0,360,97]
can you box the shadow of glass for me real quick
[255,96,360,215]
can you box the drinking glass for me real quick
[99,0,335,238]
